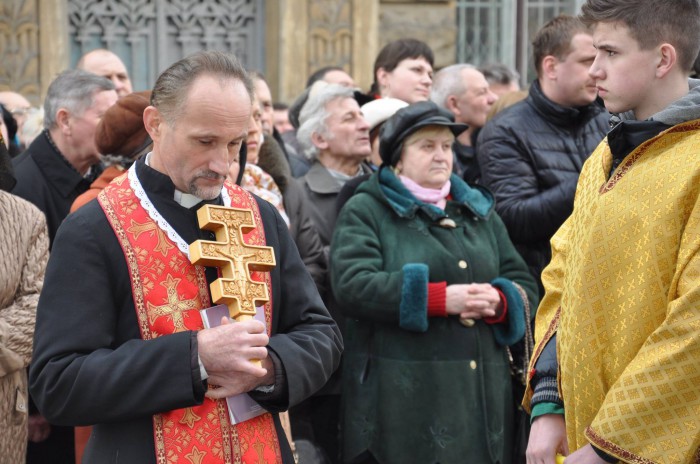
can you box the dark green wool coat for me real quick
[330,168,538,464]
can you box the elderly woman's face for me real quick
[396,126,453,189]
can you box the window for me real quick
[456,0,584,84]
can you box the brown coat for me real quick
[0,190,49,463]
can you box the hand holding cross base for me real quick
[189,204,276,368]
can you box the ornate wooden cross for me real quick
[189,205,276,322]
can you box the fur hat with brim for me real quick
[95,90,152,158]
[378,100,468,167]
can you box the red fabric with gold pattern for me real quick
[98,173,281,463]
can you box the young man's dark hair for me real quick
[580,0,700,71]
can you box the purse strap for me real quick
[507,283,534,385]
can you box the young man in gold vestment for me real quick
[524,0,700,463]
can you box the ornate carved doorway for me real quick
[68,0,266,92]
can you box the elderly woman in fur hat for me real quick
[330,101,538,464]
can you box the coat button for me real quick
[470,360,477,370]
[458,260,468,269]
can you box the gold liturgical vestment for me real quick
[525,120,700,463]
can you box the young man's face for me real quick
[553,33,598,107]
[589,22,659,119]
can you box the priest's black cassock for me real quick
[29,157,342,463]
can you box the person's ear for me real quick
[143,106,162,141]
[655,43,677,78]
[377,67,390,91]
[55,108,71,136]
[446,95,461,115]
[542,55,559,80]
[311,131,329,151]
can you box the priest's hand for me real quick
[526,414,569,464]
[446,283,502,320]
[197,317,274,398]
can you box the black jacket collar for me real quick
[528,79,602,128]
[28,131,99,198]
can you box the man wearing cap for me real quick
[431,64,497,183]
[29,50,341,464]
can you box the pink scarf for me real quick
[399,175,451,210]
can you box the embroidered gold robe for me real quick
[525,120,700,463]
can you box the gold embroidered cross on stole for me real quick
[189,204,276,322]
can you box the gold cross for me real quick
[189,205,276,322]
[147,274,200,333]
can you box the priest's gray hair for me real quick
[430,63,477,110]
[296,84,355,160]
[151,50,255,125]
[43,70,115,130]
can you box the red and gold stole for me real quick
[98,172,281,464]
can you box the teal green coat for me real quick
[330,168,538,464]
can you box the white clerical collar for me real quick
[173,190,204,208]
[144,151,205,208]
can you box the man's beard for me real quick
[188,170,226,200]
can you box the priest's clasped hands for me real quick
[196,317,274,399]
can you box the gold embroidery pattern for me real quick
[550,120,700,463]
[99,180,281,463]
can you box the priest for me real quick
[29,50,342,464]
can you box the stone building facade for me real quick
[0,0,459,106]
[1,0,586,108]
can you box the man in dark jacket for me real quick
[12,70,118,247]
[292,83,372,463]
[476,14,609,296]
[29,50,342,464]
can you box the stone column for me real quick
[266,0,379,105]
[39,0,70,101]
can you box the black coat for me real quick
[29,159,342,463]
[11,131,100,247]
[476,81,609,294]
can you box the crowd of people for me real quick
[1,0,699,462]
